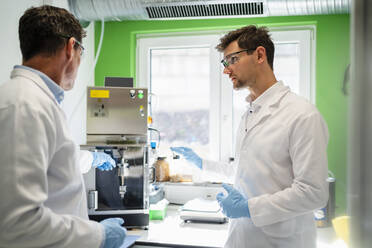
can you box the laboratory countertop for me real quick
[127,204,343,248]
[129,204,227,248]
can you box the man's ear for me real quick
[65,37,75,60]
[256,46,266,65]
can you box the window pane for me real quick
[232,43,300,153]
[150,48,211,172]
[273,43,300,94]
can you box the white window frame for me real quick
[137,33,224,160]
[137,26,315,165]
[270,27,315,103]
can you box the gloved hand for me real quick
[170,147,202,169]
[216,183,250,218]
[92,152,116,171]
[100,218,127,248]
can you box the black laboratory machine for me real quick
[81,86,152,229]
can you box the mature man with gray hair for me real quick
[0,5,126,248]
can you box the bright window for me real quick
[137,27,315,182]
[150,47,211,157]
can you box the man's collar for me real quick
[14,65,64,104]
[245,81,288,110]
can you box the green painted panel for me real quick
[95,14,350,215]
[315,15,349,216]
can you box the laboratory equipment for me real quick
[154,157,170,182]
[180,198,227,224]
[149,199,169,220]
[315,176,336,227]
[82,86,153,229]
[104,76,133,87]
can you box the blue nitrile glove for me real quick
[170,147,202,169]
[100,218,127,248]
[216,184,250,218]
[92,152,116,171]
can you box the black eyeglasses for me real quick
[221,49,255,68]
[58,34,85,56]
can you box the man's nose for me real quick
[223,66,232,74]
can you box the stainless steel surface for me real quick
[118,163,127,199]
[83,146,149,212]
[86,87,148,137]
[68,0,350,21]
[349,0,372,246]
[88,190,98,210]
[315,177,336,228]
[82,146,150,228]
[83,87,150,228]
[326,177,336,226]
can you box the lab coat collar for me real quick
[10,67,61,106]
[244,81,290,134]
[14,65,64,104]
[245,81,288,111]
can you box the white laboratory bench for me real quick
[127,204,344,248]
[128,204,227,248]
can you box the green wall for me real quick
[94,14,350,215]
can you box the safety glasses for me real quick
[58,34,85,57]
[221,49,255,68]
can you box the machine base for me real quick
[89,213,149,229]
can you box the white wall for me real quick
[0,0,95,145]
[61,22,95,145]
[0,0,43,84]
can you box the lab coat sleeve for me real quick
[80,150,94,174]
[0,104,104,248]
[248,111,329,227]
[202,159,237,180]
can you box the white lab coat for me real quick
[80,150,95,174]
[0,68,104,247]
[203,81,329,248]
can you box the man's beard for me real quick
[233,79,247,90]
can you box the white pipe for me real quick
[68,0,148,21]
[267,0,350,16]
[68,0,350,21]
[94,18,104,69]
